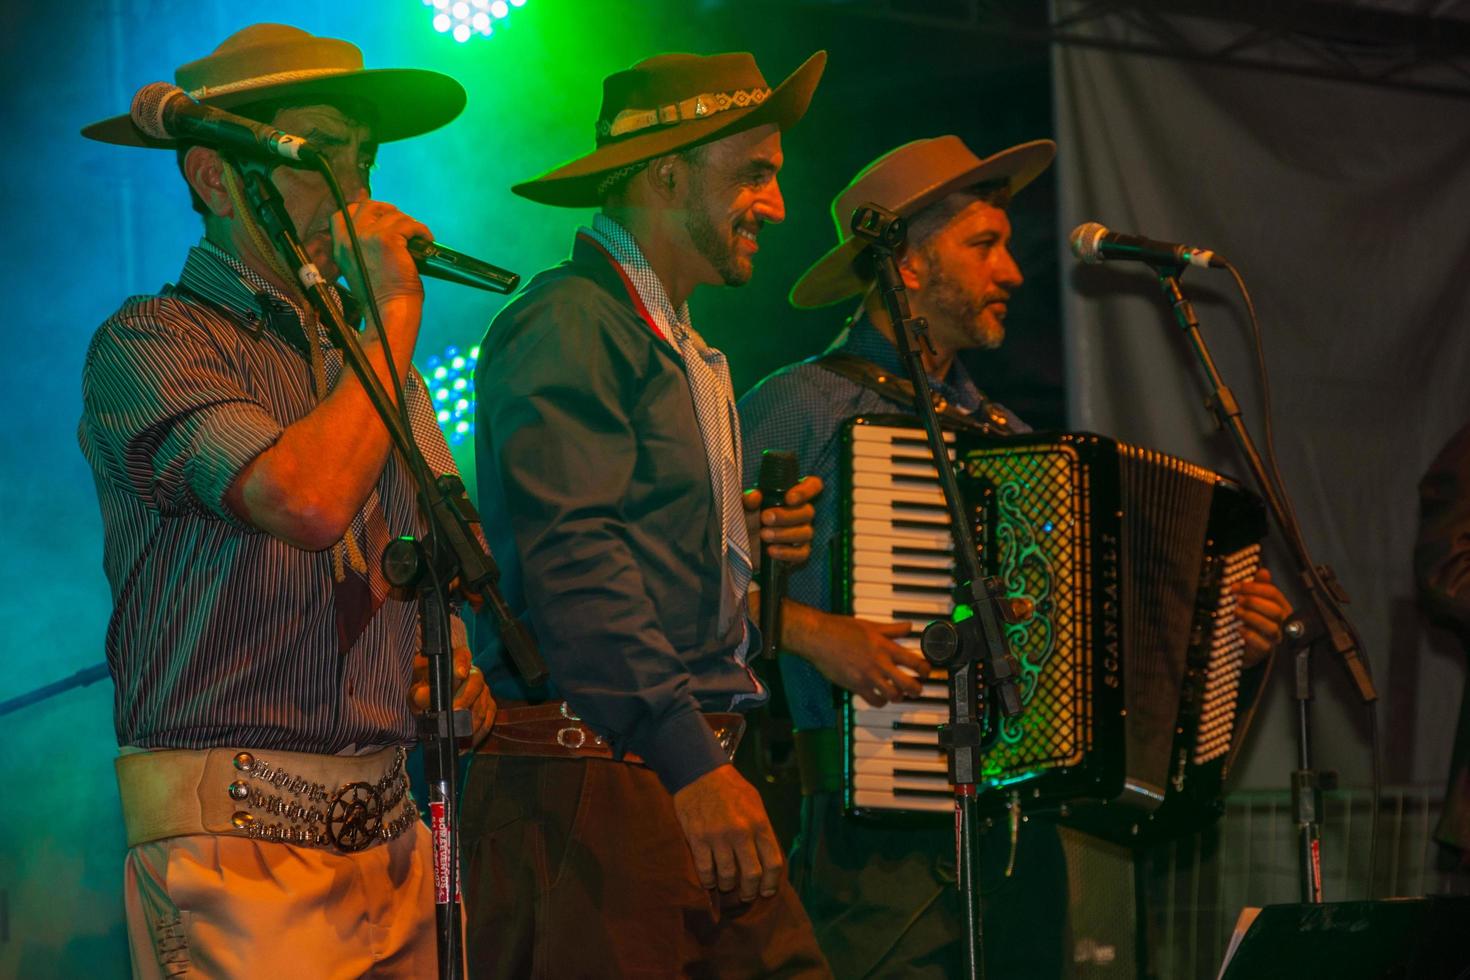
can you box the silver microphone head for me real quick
[1068,221,1109,264]
[129,82,186,140]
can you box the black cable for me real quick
[317,156,472,966]
[1221,258,1382,901]
[314,157,447,566]
[1221,260,1367,657]
[314,157,421,452]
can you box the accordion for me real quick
[841,417,1266,843]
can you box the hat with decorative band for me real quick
[81,23,466,148]
[513,49,827,207]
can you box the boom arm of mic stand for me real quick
[1153,266,1375,704]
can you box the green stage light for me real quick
[424,0,524,42]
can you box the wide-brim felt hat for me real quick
[513,49,827,208]
[81,23,466,148]
[790,135,1056,309]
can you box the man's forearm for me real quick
[747,591,840,661]
[226,295,423,548]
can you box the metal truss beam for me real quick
[772,0,1470,97]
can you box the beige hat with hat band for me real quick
[81,23,466,149]
[513,49,827,208]
[789,135,1056,310]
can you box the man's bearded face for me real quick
[911,198,1022,353]
[681,124,786,289]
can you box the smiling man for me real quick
[464,51,833,978]
[78,24,492,978]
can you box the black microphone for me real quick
[1070,221,1224,269]
[130,82,319,164]
[408,238,520,295]
[756,450,800,660]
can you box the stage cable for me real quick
[1223,258,1383,899]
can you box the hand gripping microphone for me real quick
[756,450,800,660]
[1070,221,1224,269]
[130,82,319,164]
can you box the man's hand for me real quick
[787,605,929,706]
[743,474,823,566]
[331,200,432,308]
[672,764,785,902]
[1236,568,1294,667]
[409,645,496,750]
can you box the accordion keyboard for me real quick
[846,423,957,814]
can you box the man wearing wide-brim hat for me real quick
[465,50,832,977]
[79,24,493,977]
[738,135,1295,976]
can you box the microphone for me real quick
[756,450,800,660]
[408,238,520,295]
[131,84,520,295]
[130,82,318,164]
[1069,222,1224,269]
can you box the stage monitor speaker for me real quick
[1218,897,1470,980]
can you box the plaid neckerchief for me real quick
[584,214,754,655]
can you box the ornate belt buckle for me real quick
[326,781,384,853]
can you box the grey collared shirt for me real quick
[79,239,461,753]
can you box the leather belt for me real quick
[476,701,745,766]
[115,745,417,853]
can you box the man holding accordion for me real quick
[739,135,1294,978]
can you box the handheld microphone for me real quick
[756,450,800,660]
[408,238,520,295]
[1069,221,1224,269]
[131,82,319,164]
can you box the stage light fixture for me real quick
[423,0,523,41]
[422,344,482,445]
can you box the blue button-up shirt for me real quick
[737,315,1027,731]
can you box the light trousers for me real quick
[124,821,437,979]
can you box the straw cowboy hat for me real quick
[513,49,827,207]
[81,23,465,148]
[789,135,1056,309]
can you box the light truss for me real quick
[772,0,1470,97]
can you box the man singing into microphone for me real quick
[465,51,831,977]
[738,136,1295,977]
[78,25,492,977]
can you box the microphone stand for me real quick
[1150,263,1376,904]
[241,169,545,978]
[850,204,1027,980]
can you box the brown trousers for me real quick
[124,823,437,978]
[462,754,832,979]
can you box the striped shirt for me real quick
[79,239,461,753]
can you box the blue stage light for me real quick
[421,342,484,444]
